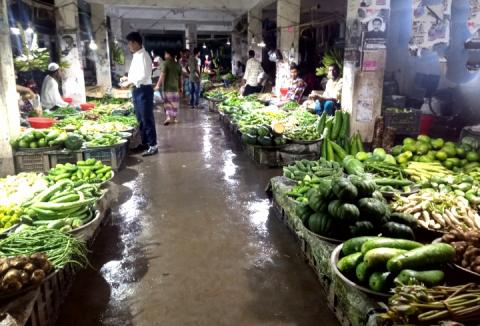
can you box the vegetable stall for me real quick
[0,158,115,325]
[267,129,480,325]
[0,95,133,324]
[11,97,137,173]
[206,88,358,167]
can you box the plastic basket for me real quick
[14,150,50,173]
[383,109,421,136]
[83,143,127,171]
[48,150,84,167]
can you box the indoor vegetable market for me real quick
[1,0,480,325]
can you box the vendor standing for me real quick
[40,63,68,110]
[120,32,158,156]
[310,64,343,115]
[242,50,263,96]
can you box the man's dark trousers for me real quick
[133,85,157,147]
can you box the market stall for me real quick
[0,157,116,324]
[10,96,138,173]
[268,132,480,325]
[204,88,351,167]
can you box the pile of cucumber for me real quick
[20,179,103,232]
[46,159,113,184]
[284,158,343,182]
[336,237,455,293]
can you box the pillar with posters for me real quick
[55,0,86,105]
[342,0,391,142]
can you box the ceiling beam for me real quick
[107,6,236,22]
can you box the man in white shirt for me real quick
[40,63,68,110]
[120,32,158,156]
[242,50,264,96]
[310,64,343,115]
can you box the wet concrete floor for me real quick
[56,105,340,326]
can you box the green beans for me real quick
[0,228,88,268]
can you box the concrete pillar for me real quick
[121,19,135,74]
[109,16,126,76]
[55,0,86,105]
[248,6,262,61]
[231,31,242,74]
[185,24,197,50]
[90,3,112,90]
[277,0,300,63]
[341,0,391,143]
[274,0,300,96]
[0,0,20,176]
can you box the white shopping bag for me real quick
[154,90,164,104]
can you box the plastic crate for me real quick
[48,150,84,167]
[83,142,127,171]
[383,109,421,136]
[14,150,50,173]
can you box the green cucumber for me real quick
[387,243,455,273]
[50,194,80,203]
[32,180,73,203]
[369,271,392,293]
[31,198,96,211]
[331,110,342,140]
[330,141,348,161]
[47,219,66,230]
[361,238,422,255]
[364,248,407,270]
[31,207,60,220]
[336,252,363,274]
[355,262,371,284]
[342,237,379,256]
[394,269,445,287]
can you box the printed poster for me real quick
[409,0,452,56]
[345,0,390,64]
[466,0,480,49]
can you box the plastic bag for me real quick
[154,90,164,104]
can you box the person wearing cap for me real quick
[40,63,68,110]
[120,32,158,157]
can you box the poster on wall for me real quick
[58,30,85,104]
[345,0,390,64]
[466,0,480,50]
[409,0,453,56]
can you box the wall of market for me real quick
[386,0,480,127]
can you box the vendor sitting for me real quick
[310,64,343,115]
[285,64,306,103]
[40,63,68,111]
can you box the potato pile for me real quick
[441,230,480,274]
[0,253,53,293]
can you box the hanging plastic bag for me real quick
[154,90,164,104]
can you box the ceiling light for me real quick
[25,26,34,34]
[226,38,231,45]
[203,42,207,49]
[251,36,256,45]
[10,27,20,35]
[258,41,266,48]
[89,40,98,51]
[113,38,118,44]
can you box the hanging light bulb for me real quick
[10,27,20,35]
[251,36,256,45]
[25,26,34,34]
[89,39,98,51]
[226,38,231,45]
[113,38,118,44]
[258,40,266,48]
[202,42,207,49]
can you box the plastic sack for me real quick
[154,90,164,104]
